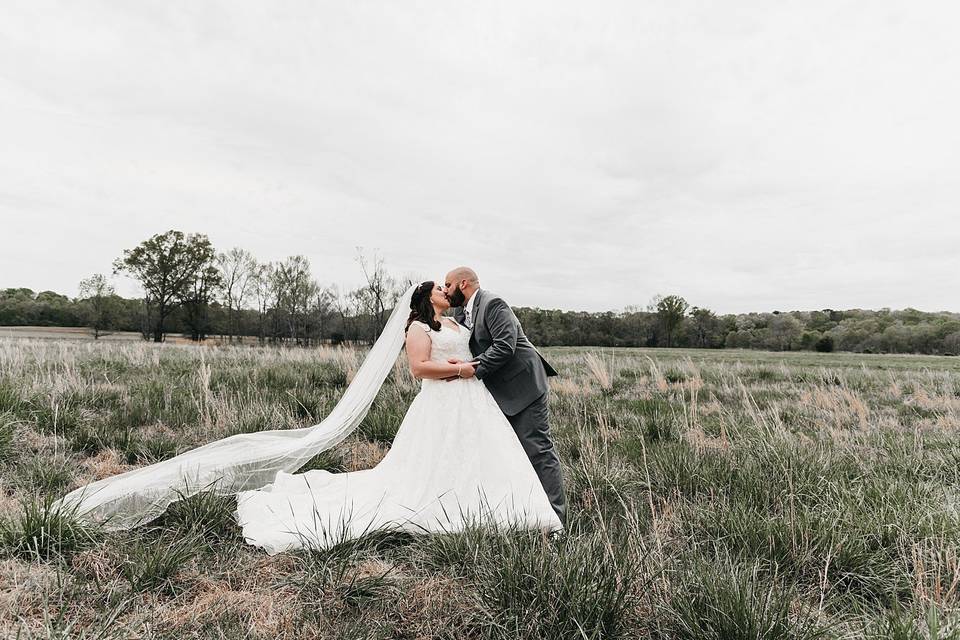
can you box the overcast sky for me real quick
[2,1,958,314]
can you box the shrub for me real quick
[815,335,835,353]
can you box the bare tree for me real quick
[308,287,336,343]
[353,248,405,342]
[252,261,276,344]
[330,284,359,344]
[217,247,257,342]
[271,255,319,344]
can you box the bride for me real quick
[53,280,562,554]
[236,281,561,553]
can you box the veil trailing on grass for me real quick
[53,284,417,531]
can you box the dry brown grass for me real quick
[77,448,135,483]
[0,558,70,635]
[153,577,303,637]
[3,339,960,636]
[339,437,390,471]
[800,386,871,431]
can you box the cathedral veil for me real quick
[52,284,417,531]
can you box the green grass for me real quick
[118,528,202,593]
[1,337,960,636]
[0,494,100,561]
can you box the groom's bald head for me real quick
[447,267,478,286]
[443,267,479,307]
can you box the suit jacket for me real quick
[454,289,558,416]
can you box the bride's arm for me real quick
[405,325,464,380]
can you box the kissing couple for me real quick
[55,266,566,555]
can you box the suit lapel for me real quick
[466,289,484,355]
[470,289,486,334]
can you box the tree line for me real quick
[3,230,410,345]
[3,230,960,355]
[514,298,960,355]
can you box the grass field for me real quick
[1,338,959,638]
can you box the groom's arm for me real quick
[474,298,518,380]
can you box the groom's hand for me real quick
[442,359,463,382]
[445,358,479,380]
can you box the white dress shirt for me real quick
[463,288,480,328]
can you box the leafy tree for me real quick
[800,330,822,350]
[689,306,721,348]
[113,230,218,342]
[31,291,79,326]
[180,256,222,342]
[768,314,803,351]
[944,331,960,355]
[815,335,834,352]
[655,295,688,347]
[78,274,117,339]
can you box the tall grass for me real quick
[0,495,100,561]
[653,556,831,639]
[2,337,960,636]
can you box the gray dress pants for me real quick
[506,391,566,524]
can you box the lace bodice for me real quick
[409,320,473,363]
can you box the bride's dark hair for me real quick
[406,281,442,332]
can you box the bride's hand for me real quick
[443,359,463,381]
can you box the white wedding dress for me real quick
[233,319,562,555]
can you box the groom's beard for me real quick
[447,286,466,308]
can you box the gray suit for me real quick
[454,289,566,523]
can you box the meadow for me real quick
[1,337,959,638]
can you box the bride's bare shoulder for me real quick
[405,322,432,355]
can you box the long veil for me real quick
[52,284,417,531]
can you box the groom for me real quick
[443,267,566,524]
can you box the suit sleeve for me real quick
[474,298,518,380]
